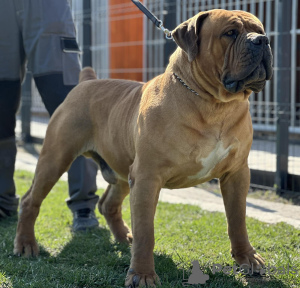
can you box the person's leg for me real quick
[0,1,27,218]
[0,80,21,217]
[23,0,99,230]
[34,74,99,230]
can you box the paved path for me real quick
[16,145,300,229]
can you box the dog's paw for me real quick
[115,231,133,245]
[125,268,161,287]
[13,235,39,257]
[231,246,265,271]
[110,221,133,244]
[124,232,133,244]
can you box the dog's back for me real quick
[79,67,97,83]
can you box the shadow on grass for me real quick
[0,215,50,257]
[0,214,19,228]
[0,218,291,288]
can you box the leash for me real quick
[131,0,173,40]
[131,1,200,96]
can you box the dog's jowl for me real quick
[14,9,273,287]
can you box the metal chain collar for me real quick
[173,73,200,96]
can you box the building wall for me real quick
[109,0,144,81]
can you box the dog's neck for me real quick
[166,48,215,101]
[166,48,251,103]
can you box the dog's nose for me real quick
[251,34,269,46]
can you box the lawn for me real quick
[0,170,299,288]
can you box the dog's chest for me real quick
[164,140,237,189]
[188,139,238,181]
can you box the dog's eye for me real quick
[224,30,238,38]
[226,30,234,36]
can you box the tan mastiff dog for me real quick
[14,9,272,287]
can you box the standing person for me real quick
[0,0,99,231]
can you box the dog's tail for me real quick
[79,67,97,83]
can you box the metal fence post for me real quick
[163,0,178,67]
[21,72,32,143]
[275,0,291,193]
[82,0,92,67]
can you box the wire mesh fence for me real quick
[17,0,300,193]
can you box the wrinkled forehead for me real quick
[203,9,264,33]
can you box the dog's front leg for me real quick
[220,165,265,271]
[125,174,161,287]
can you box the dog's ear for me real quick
[172,12,209,62]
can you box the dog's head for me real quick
[172,9,273,102]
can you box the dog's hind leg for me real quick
[98,181,132,243]
[14,125,80,257]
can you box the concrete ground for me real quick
[15,140,300,230]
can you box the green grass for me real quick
[0,170,299,287]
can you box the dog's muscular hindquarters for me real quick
[14,9,273,287]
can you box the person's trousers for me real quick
[0,75,99,213]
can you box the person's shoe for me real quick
[72,208,99,232]
[0,207,17,219]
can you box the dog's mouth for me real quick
[223,46,273,94]
[223,63,270,93]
